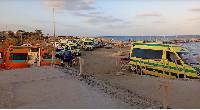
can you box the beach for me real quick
[1,0,200,108]
[72,45,200,109]
[1,42,200,108]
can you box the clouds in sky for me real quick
[42,0,95,11]
[34,1,200,35]
[71,11,124,25]
[152,21,165,23]
[89,11,103,14]
[188,7,200,11]
[55,10,63,14]
[135,12,162,18]
[32,20,51,23]
[72,11,92,17]
[101,24,131,29]
[186,17,200,21]
[124,22,131,24]
[42,0,128,28]
[1,23,34,30]
[81,15,124,25]
[59,24,80,28]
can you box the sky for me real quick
[0,0,200,37]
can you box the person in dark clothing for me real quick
[67,51,72,67]
[127,54,130,60]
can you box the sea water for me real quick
[97,35,198,42]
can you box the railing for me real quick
[175,58,200,79]
[116,57,200,79]
[116,59,130,72]
[183,66,200,79]
[141,59,171,78]
[145,66,165,77]
[116,58,171,77]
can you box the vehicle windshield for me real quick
[0,52,3,59]
[71,46,79,50]
[42,53,52,59]
[63,51,70,55]
[61,43,66,47]
[177,52,199,64]
[84,42,93,45]
[56,48,63,52]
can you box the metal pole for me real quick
[53,8,55,65]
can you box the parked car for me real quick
[55,47,64,59]
[62,50,71,62]
[60,51,78,66]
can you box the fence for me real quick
[175,58,200,79]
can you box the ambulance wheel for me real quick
[179,74,185,78]
[130,67,133,72]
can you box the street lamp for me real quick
[53,8,55,65]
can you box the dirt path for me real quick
[0,66,131,109]
[73,47,130,76]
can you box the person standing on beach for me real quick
[67,51,72,67]
[127,54,130,60]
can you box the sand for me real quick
[72,46,200,109]
[0,66,131,109]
